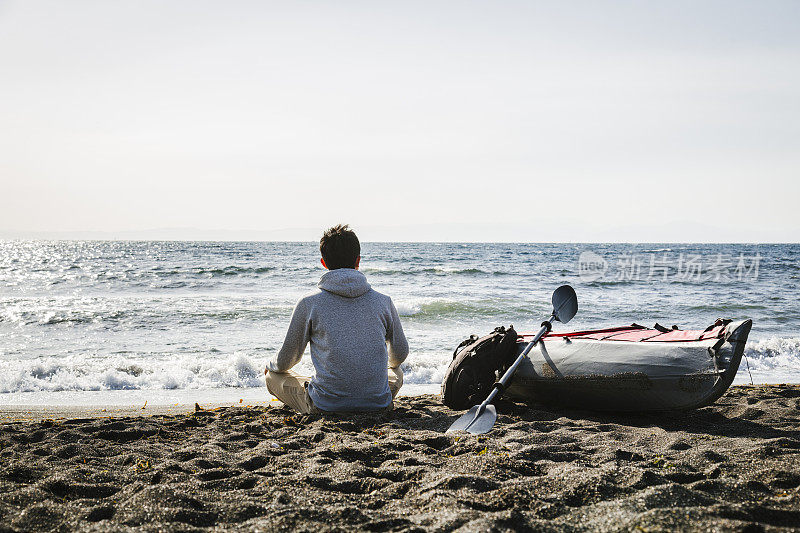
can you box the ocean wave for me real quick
[0,300,292,327]
[687,303,769,312]
[0,351,443,394]
[1,336,799,394]
[744,337,800,371]
[0,353,268,394]
[361,266,505,276]
[582,278,641,287]
[394,298,529,318]
[400,353,451,385]
[0,307,128,326]
[193,266,275,277]
[150,266,275,278]
[733,337,800,383]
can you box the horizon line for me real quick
[0,237,795,245]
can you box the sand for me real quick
[0,400,279,424]
[1,385,799,532]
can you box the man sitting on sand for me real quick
[265,224,408,413]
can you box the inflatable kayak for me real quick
[504,318,752,411]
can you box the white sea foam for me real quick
[400,352,451,386]
[734,336,800,384]
[394,298,454,317]
[393,298,512,318]
[5,335,797,396]
[0,350,452,395]
[395,301,422,316]
[0,353,272,394]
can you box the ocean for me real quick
[1,241,798,406]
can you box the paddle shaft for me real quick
[479,313,556,408]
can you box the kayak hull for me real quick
[505,319,752,411]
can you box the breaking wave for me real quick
[361,266,505,276]
[0,299,292,327]
[0,353,269,394]
[739,337,800,381]
[394,298,534,319]
[0,352,444,394]
[2,336,799,394]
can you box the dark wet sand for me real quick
[0,400,278,423]
[1,385,800,532]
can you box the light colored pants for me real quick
[265,367,403,414]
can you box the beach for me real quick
[1,386,799,532]
[3,0,799,530]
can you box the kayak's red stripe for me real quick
[518,325,645,339]
[518,324,725,342]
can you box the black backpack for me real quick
[441,325,519,410]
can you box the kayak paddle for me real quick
[446,284,578,434]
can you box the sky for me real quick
[0,0,798,242]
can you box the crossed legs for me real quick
[265,367,404,414]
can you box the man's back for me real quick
[269,268,408,411]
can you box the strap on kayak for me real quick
[704,318,732,332]
[653,323,678,333]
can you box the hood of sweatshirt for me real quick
[318,268,372,298]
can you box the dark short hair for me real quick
[320,224,360,269]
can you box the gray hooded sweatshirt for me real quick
[268,268,409,411]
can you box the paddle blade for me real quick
[446,405,481,433]
[552,285,578,324]
[463,404,497,434]
[446,404,497,434]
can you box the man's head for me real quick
[320,224,361,270]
